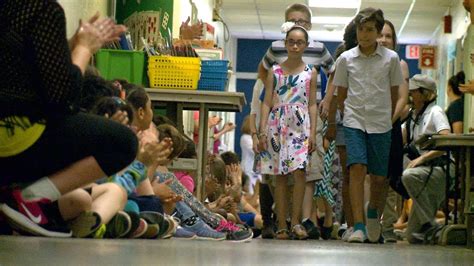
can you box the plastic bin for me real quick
[148,56,201,90]
[200,60,228,72]
[198,77,227,91]
[95,49,146,85]
[198,60,228,91]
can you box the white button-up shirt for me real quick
[333,44,404,133]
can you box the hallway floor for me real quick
[0,236,473,265]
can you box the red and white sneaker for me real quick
[0,189,72,237]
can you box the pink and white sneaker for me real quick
[0,189,71,237]
[216,220,253,242]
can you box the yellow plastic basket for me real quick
[148,56,201,89]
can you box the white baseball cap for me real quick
[409,74,437,93]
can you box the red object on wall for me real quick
[419,46,437,70]
[444,15,452,33]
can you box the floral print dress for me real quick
[260,64,312,175]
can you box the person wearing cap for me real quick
[401,74,452,244]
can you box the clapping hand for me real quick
[105,110,129,126]
[152,179,182,203]
[71,12,127,54]
[460,80,474,95]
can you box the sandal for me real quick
[276,229,290,240]
[292,224,308,240]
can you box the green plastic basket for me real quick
[95,49,146,86]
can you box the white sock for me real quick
[21,177,61,201]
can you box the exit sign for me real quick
[405,45,420,59]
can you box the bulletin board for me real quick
[115,0,174,39]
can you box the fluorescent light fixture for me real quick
[311,16,354,25]
[308,0,361,9]
[398,0,416,38]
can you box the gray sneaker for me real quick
[182,219,226,241]
[365,202,381,243]
[382,230,398,243]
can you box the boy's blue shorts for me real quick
[343,126,391,177]
[238,212,256,227]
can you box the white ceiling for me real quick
[220,0,456,44]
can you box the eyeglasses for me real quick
[287,19,310,26]
[286,39,307,47]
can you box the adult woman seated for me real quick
[401,74,452,243]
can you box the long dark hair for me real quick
[383,20,398,51]
[448,71,465,96]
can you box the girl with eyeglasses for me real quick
[258,25,318,240]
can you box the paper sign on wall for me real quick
[419,45,437,69]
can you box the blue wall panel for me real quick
[234,79,257,157]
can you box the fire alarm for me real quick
[444,15,452,33]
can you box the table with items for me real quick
[418,134,474,247]
[146,88,246,201]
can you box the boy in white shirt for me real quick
[333,7,403,243]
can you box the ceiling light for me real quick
[308,0,361,9]
[311,16,354,25]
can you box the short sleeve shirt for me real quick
[333,44,404,133]
[446,97,464,128]
[409,103,451,154]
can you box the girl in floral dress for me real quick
[258,26,318,240]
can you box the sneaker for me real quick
[338,223,347,238]
[182,218,226,241]
[0,189,71,237]
[382,230,398,243]
[342,227,353,242]
[252,228,262,238]
[105,211,132,238]
[348,229,367,243]
[365,202,381,243]
[130,218,148,238]
[69,211,101,238]
[301,219,320,240]
[320,225,333,240]
[412,223,443,244]
[161,214,178,239]
[124,211,141,238]
[394,228,406,240]
[139,211,163,239]
[174,226,197,239]
[291,224,308,240]
[216,220,253,242]
[91,224,106,238]
[261,224,275,239]
[142,223,160,239]
[140,211,175,239]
